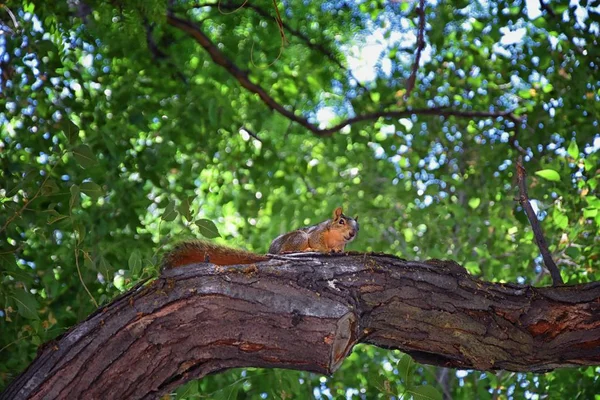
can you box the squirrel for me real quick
[161,207,359,268]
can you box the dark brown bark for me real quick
[3,253,600,400]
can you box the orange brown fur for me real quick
[161,241,268,269]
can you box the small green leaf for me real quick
[178,197,192,222]
[12,289,40,320]
[195,218,221,239]
[128,250,142,275]
[80,181,103,200]
[583,208,598,218]
[41,179,60,196]
[47,210,68,225]
[73,144,98,169]
[60,118,80,144]
[398,354,415,385]
[162,200,178,222]
[468,197,481,209]
[567,140,579,159]
[464,261,482,274]
[409,385,443,400]
[70,184,80,210]
[535,169,560,182]
[552,208,569,230]
[114,274,125,290]
[98,255,112,279]
[73,222,86,243]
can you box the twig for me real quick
[515,156,564,286]
[240,126,263,143]
[0,4,19,30]
[0,162,60,235]
[75,248,99,308]
[143,18,188,84]
[404,0,426,99]
[144,21,167,59]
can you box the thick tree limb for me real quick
[166,13,523,138]
[3,254,599,400]
[516,157,564,286]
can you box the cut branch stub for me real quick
[2,254,599,400]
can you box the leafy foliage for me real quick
[1,0,599,398]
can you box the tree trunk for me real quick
[2,253,599,400]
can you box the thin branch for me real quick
[0,4,19,31]
[143,18,188,84]
[74,248,99,308]
[166,13,523,138]
[240,126,262,143]
[144,21,168,60]
[0,161,60,235]
[189,1,368,91]
[506,114,527,155]
[404,0,425,99]
[516,156,564,286]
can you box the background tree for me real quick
[1,0,599,398]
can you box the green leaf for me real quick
[128,250,142,275]
[47,210,69,225]
[398,354,415,385]
[195,218,221,238]
[552,208,569,230]
[409,385,443,400]
[535,169,560,182]
[567,140,579,159]
[468,197,481,209]
[60,118,80,144]
[98,255,112,278]
[80,181,103,200]
[12,289,40,320]
[73,222,86,243]
[73,144,98,169]
[178,197,192,222]
[70,184,81,210]
[583,208,598,218]
[162,200,178,222]
[41,179,60,196]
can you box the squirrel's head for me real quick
[330,207,359,242]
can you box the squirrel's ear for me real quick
[333,207,343,219]
[354,215,359,221]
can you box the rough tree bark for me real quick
[2,253,600,400]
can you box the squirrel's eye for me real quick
[339,219,345,225]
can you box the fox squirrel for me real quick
[161,207,359,268]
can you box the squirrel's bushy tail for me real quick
[161,240,268,269]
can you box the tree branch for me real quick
[516,157,564,286]
[4,254,598,399]
[188,1,368,91]
[404,0,426,99]
[166,13,523,138]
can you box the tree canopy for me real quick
[1,0,599,398]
